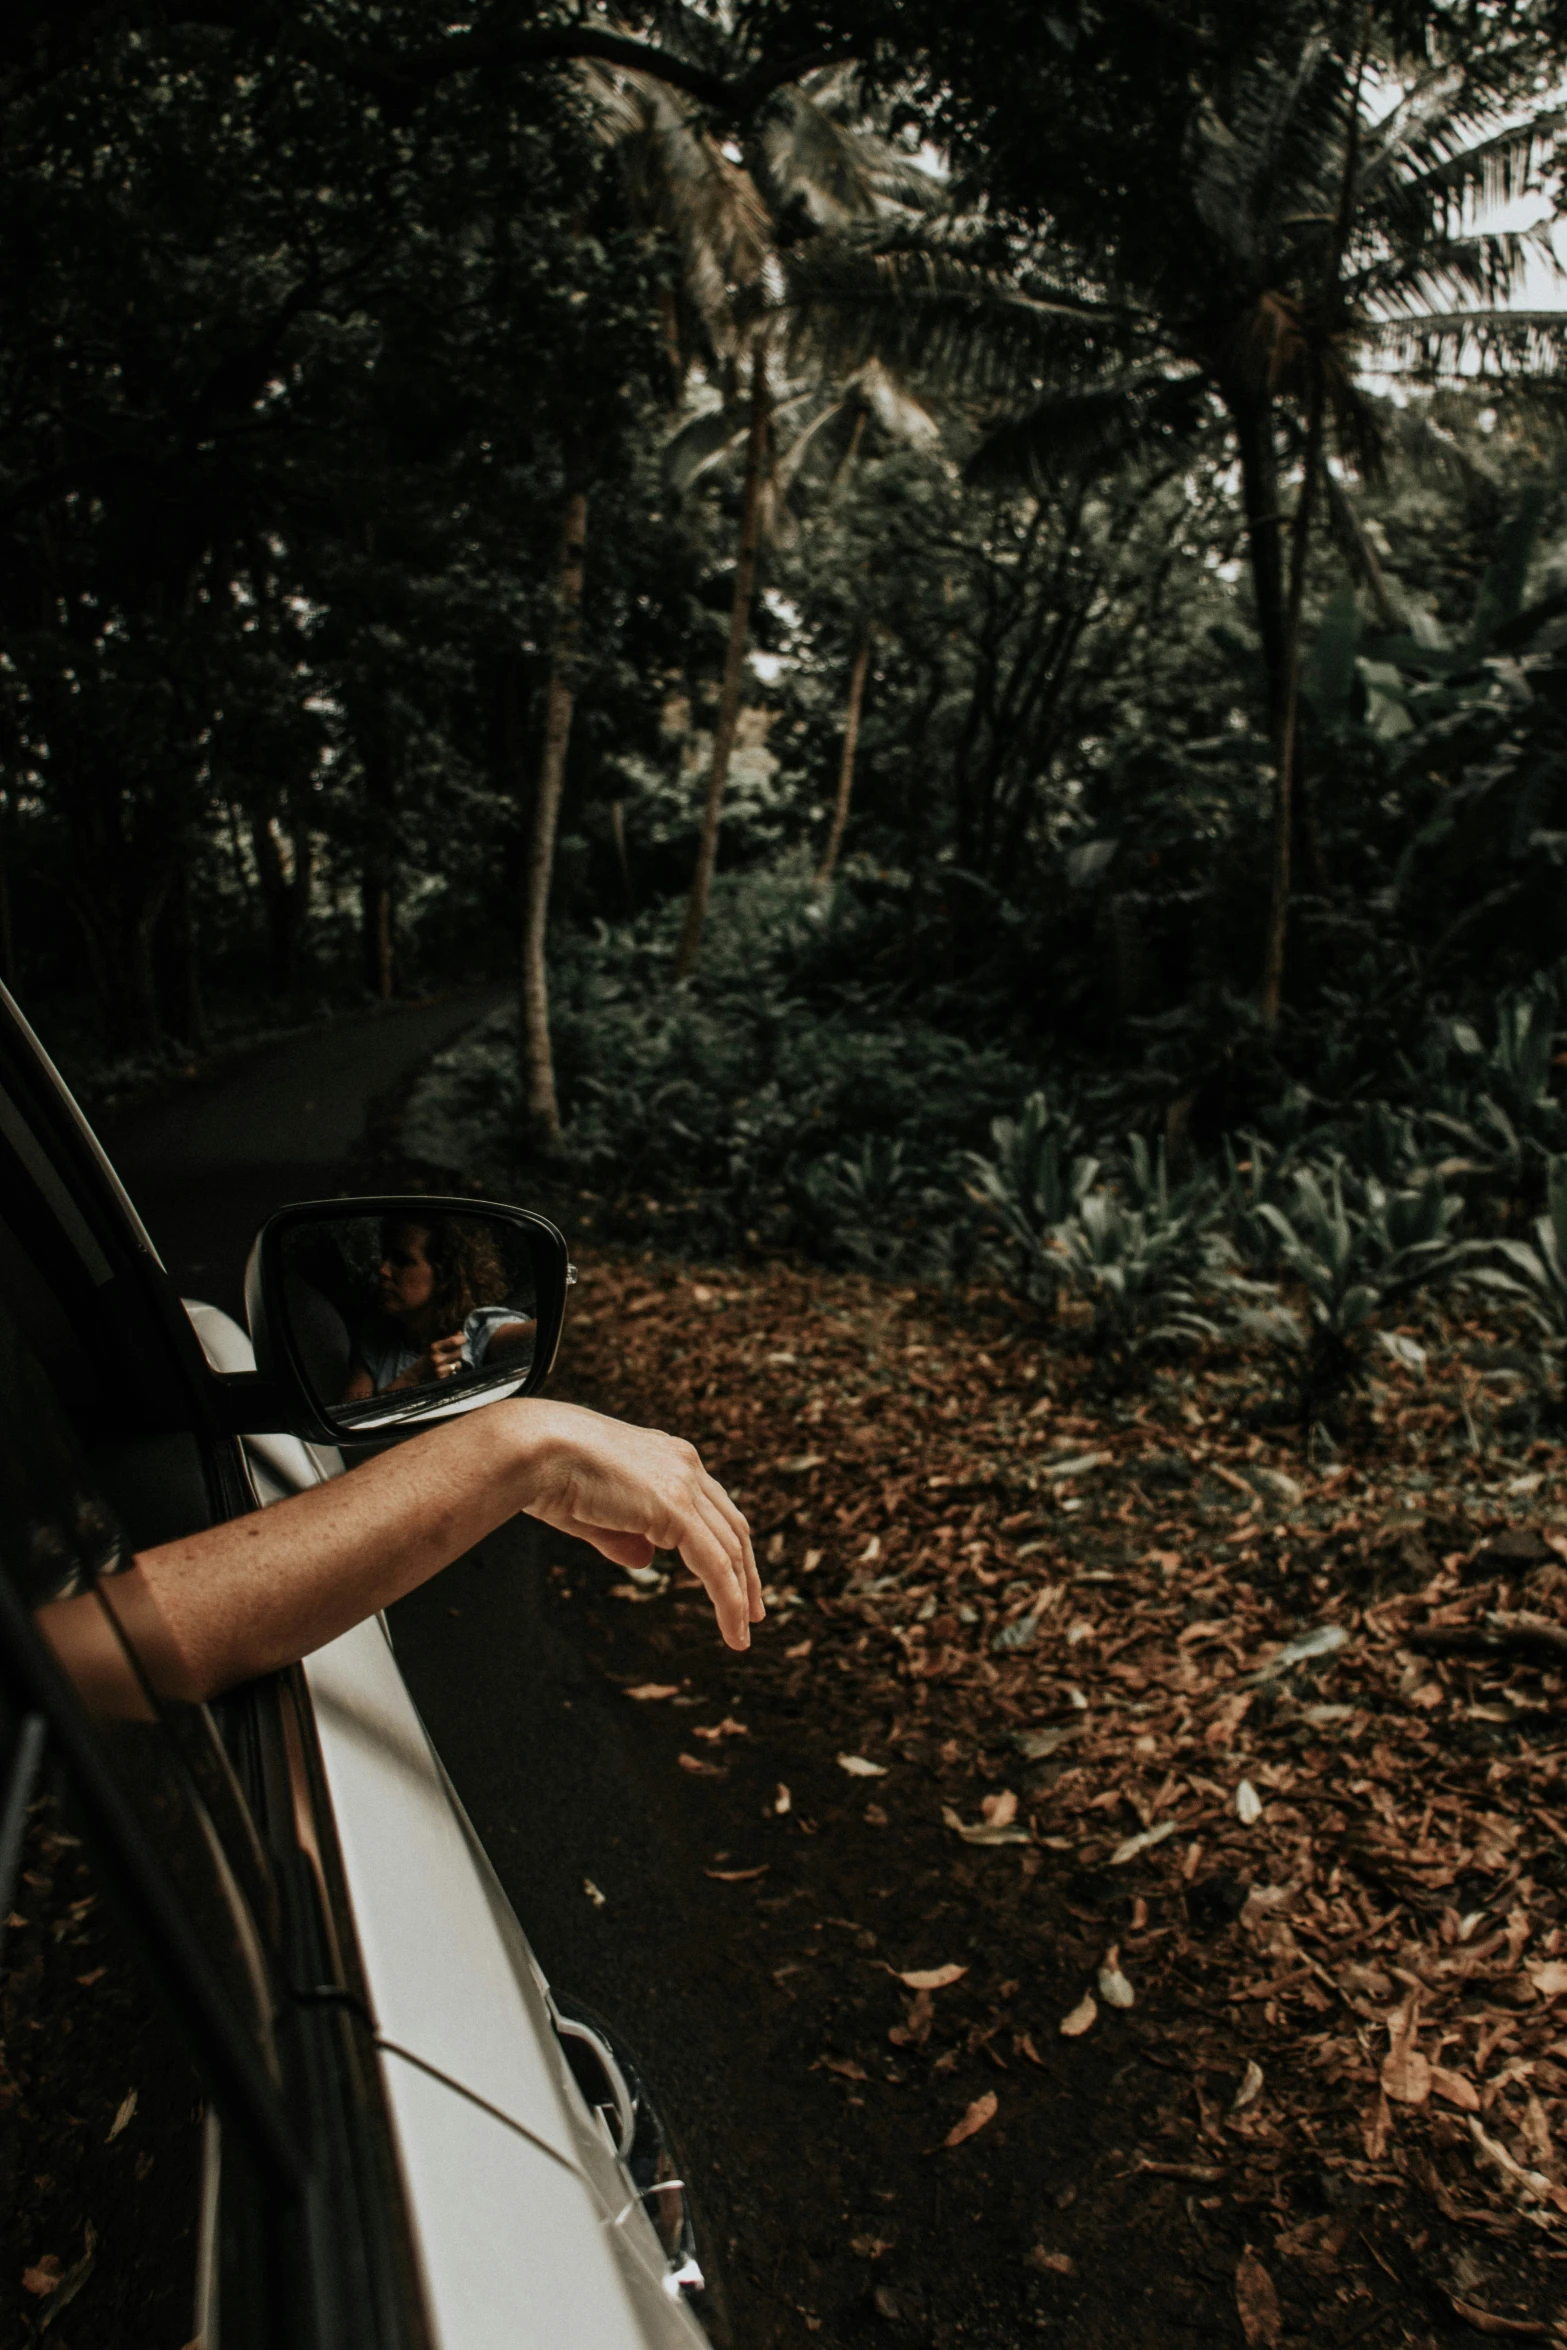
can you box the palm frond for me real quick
[663,396,750,494]
[756,80,945,229]
[1187,40,1344,269]
[965,364,1207,492]
[1354,226,1561,317]
[1362,307,1567,379]
[784,233,1121,403]
[1368,104,1563,226]
[586,62,771,356]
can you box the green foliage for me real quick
[1241,1159,1464,1428]
[963,1092,1099,1303]
[966,1104,1232,1363]
[1046,1175,1232,1369]
[407,863,1034,1257]
[1463,1157,1567,1366]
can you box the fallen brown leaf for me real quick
[21,2257,61,2298]
[1027,2247,1075,2276]
[943,2090,998,2149]
[897,1963,967,1990]
[678,1753,725,1776]
[1234,2247,1281,2349]
[1381,2006,1430,2106]
[705,1865,769,1882]
[1449,2299,1549,2339]
[1430,2064,1480,2113]
[624,1683,680,1701]
[1059,1992,1097,2038]
[817,2054,869,2082]
[1363,2090,1392,2160]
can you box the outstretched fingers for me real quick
[674,1498,751,1647]
[698,1471,763,1623]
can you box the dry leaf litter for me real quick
[560,1251,1567,2344]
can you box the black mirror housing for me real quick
[244,1195,570,1445]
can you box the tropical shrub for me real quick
[1239,1159,1466,1436]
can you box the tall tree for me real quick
[786,6,1565,1015]
[815,624,871,886]
[521,489,589,1146]
[593,43,941,970]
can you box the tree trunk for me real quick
[285,784,314,985]
[1258,37,1366,1026]
[1232,394,1289,748]
[251,810,299,996]
[673,341,770,979]
[815,628,871,890]
[363,878,393,1001]
[1259,397,1325,1030]
[609,797,634,914]
[521,487,588,1150]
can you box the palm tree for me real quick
[589,41,942,974]
[665,349,938,925]
[784,20,1565,1022]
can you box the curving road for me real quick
[106,988,508,1315]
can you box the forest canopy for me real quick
[7,0,1567,1314]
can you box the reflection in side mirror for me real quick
[245,1196,569,1443]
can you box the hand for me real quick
[396,1331,466,1388]
[513,1401,763,1650]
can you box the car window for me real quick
[0,1268,280,2066]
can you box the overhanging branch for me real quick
[1,2,855,119]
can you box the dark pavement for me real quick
[105,989,508,1315]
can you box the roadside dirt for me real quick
[544,1246,1567,2348]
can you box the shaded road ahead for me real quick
[106,989,507,1315]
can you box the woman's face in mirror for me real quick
[379,1226,434,1319]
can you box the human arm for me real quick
[129,1398,762,1701]
[384,1330,466,1388]
[474,1316,535,1364]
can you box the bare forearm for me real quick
[137,1402,555,1698]
[129,1395,763,1701]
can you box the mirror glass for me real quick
[276,1208,541,1432]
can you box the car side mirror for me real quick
[244,1195,570,1444]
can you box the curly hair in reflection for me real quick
[380,1215,508,1341]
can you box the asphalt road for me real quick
[105,988,508,1316]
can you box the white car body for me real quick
[182,1301,712,2350]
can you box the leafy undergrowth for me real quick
[562,1250,1567,2347]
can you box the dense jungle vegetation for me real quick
[10,0,1567,1440]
